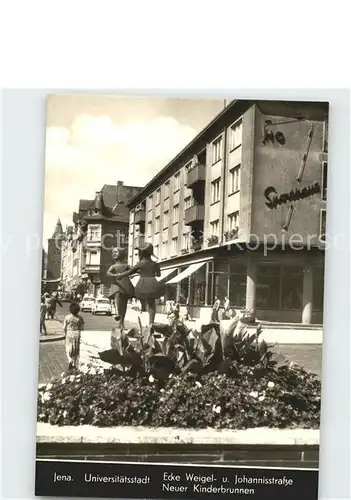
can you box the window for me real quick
[171,237,178,255]
[148,195,153,211]
[163,210,169,228]
[164,181,170,199]
[184,196,192,210]
[174,172,180,192]
[229,120,243,150]
[211,178,221,204]
[87,224,101,241]
[155,216,160,233]
[281,267,303,310]
[172,204,179,224]
[156,189,161,205]
[154,244,159,257]
[228,211,239,231]
[88,250,100,266]
[148,220,153,237]
[256,265,281,309]
[182,232,190,250]
[322,162,327,200]
[229,165,241,194]
[229,263,247,307]
[320,210,326,241]
[210,219,220,237]
[162,239,168,259]
[212,136,222,164]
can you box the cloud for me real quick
[43,113,197,246]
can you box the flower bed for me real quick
[37,363,321,429]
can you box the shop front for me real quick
[161,250,324,325]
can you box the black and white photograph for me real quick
[35,94,328,498]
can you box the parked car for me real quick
[91,298,112,316]
[80,295,95,312]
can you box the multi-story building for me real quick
[46,218,64,280]
[127,100,328,324]
[61,182,142,297]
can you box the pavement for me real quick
[38,302,323,385]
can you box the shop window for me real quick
[281,266,304,310]
[192,264,206,306]
[229,263,247,307]
[313,265,325,311]
[256,265,281,309]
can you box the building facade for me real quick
[61,182,142,298]
[46,219,64,280]
[127,100,328,324]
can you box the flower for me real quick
[42,392,51,402]
[267,381,275,388]
[61,378,67,385]
[258,395,265,402]
[63,410,68,418]
[148,375,155,383]
[249,391,258,398]
[195,381,202,388]
[46,383,53,390]
[212,405,221,414]
[69,375,75,382]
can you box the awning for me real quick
[166,261,206,285]
[41,278,61,283]
[130,268,177,287]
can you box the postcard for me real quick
[36,94,328,499]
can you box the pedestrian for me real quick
[44,293,52,319]
[63,301,84,371]
[40,298,47,335]
[115,243,164,326]
[107,247,134,329]
[223,295,230,319]
[211,296,221,323]
[50,292,63,319]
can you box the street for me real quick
[38,301,323,385]
[55,302,121,331]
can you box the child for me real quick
[63,302,84,371]
[115,243,163,326]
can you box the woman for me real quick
[106,247,134,329]
[211,295,221,323]
[115,243,163,326]
[63,302,84,371]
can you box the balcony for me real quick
[186,164,206,188]
[134,210,146,224]
[134,234,145,248]
[184,204,205,225]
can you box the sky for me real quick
[43,94,226,249]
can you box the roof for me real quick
[127,99,329,208]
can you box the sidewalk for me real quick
[40,318,65,342]
[128,310,323,345]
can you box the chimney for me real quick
[116,181,124,205]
